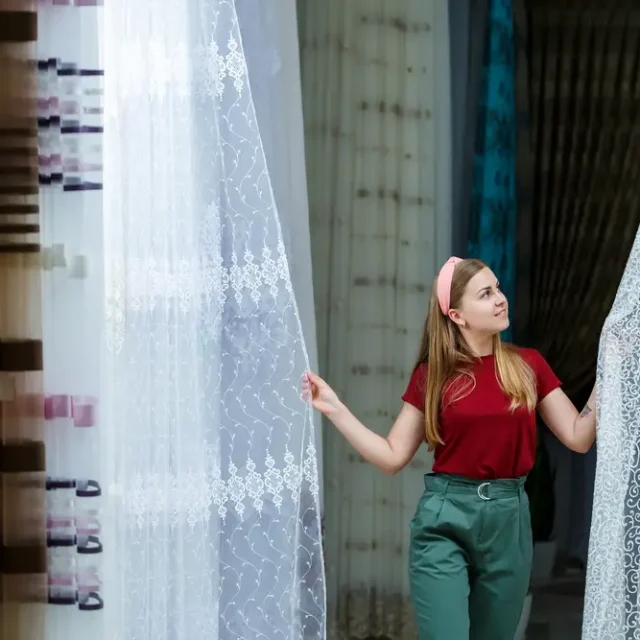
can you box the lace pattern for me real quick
[583,227,640,639]
[105,236,292,352]
[109,442,320,525]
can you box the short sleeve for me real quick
[402,364,427,413]
[526,349,562,401]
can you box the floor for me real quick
[343,571,586,639]
[527,570,585,639]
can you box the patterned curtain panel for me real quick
[299,1,452,637]
[467,0,517,342]
[585,227,640,638]
[101,1,325,636]
[236,0,321,473]
[37,1,105,634]
[0,2,47,639]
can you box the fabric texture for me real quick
[401,349,561,479]
[583,226,640,637]
[511,0,533,343]
[513,0,640,395]
[101,0,325,637]
[409,473,532,640]
[467,0,518,343]
[448,0,490,258]
[37,3,106,633]
[236,0,322,497]
[0,3,46,639]
[298,0,453,636]
[512,0,640,566]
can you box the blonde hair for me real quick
[413,258,537,450]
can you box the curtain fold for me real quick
[102,0,324,637]
[449,0,489,259]
[236,0,322,493]
[514,1,640,386]
[585,226,640,638]
[467,0,517,342]
[0,1,47,638]
[512,0,533,343]
[299,1,452,637]
[513,0,640,566]
[37,1,105,636]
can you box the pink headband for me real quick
[437,256,463,315]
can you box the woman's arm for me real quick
[304,371,425,475]
[327,402,426,475]
[537,385,596,453]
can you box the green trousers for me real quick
[409,473,532,640]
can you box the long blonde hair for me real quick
[413,259,537,450]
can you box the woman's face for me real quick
[452,267,509,334]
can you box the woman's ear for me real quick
[448,309,466,328]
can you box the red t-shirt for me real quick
[401,348,561,479]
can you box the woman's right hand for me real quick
[302,371,344,418]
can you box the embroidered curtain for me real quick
[101,0,325,637]
[585,227,640,638]
[236,0,322,481]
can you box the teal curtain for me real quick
[467,0,517,341]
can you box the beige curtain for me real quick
[299,1,452,637]
[0,1,47,638]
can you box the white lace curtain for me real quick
[583,223,640,639]
[101,0,324,638]
[298,0,452,637]
[236,0,322,483]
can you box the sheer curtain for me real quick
[236,0,321,481]
[299,1,452,637]
[37,3,105,637]
[583,224,640,638]
[102,0,325,638]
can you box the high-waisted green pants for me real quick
[409,473,532,640]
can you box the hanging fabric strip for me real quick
[467,0,517,341]
[583,224,640,638]
[37,0,106,635]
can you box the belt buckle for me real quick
[477,482,491,501]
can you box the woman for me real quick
[303,257,597,640]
